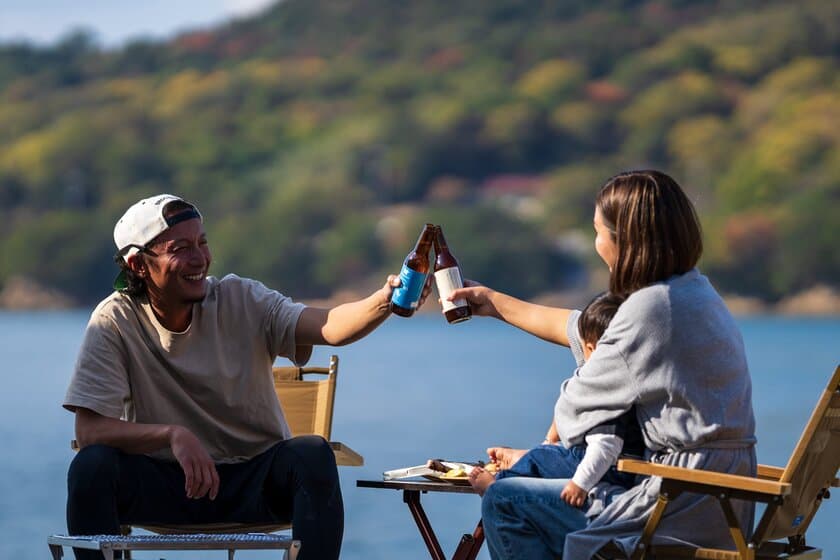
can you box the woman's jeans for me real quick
[482,476,588,559]
[66,436,343,560]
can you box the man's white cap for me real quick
[113,194,202,262]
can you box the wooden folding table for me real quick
[357,479,483,560]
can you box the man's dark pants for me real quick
[67,436,343,560]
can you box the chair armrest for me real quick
[755,464,838,487]
[330,442,364,467]
[756,464,784,481]
[617,458,791,497]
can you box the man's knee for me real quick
[276,435,337,487]
[68,444,120,495]
[291,435,336,465]
[290,434,332,454]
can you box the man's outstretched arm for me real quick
[295,274,431,347]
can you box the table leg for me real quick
[452,520,484,560]
[403,490,446,560]
[48,544,63,560]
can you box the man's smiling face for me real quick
[141,217,211,308]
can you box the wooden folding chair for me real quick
[598,365,840,560]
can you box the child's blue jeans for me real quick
[495,443,636,488]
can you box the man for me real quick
[64,194,423,560]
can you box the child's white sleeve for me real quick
[571,433,623,491]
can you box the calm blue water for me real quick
[1,311,838,560]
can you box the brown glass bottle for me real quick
[433,225,472,324]
[390,223,435,317]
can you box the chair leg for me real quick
[719,496,753,560]
[631,487,681,560]
[751,502,778,549]
[287,540,301,560]
[120,525,132,560]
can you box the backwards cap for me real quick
[114,194,202,260]
[112,194,202,290]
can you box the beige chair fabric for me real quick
[273,356,337,440]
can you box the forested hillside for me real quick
[0,0,837,305]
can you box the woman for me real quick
[450,170,756,559]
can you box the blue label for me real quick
[391,265,427,309]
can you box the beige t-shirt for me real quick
[64,274,306,463]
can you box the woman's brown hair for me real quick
[596,170,702,297]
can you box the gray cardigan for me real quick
[556,269,757,558]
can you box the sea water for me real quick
[1,311,837,560]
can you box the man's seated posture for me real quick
[64,194,421,560]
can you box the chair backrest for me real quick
[753,365,840,545]
[273,354,338,441]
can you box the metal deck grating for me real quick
[54,533,293,543]
[48,533,300,560]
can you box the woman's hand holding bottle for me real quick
[448,280,500,319]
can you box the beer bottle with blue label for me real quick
[390,223,434,317]
[433,225,471,323]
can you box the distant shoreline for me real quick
[529,285,840,318]
[2,275,838,317]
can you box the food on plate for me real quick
[423,459,500,481]
[426,459,449,473]
[441,467,467,478]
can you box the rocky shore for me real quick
[1,276,839,316]
[0,276,77,310]
[721,285,840,316]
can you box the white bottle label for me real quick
[434,267,467,312]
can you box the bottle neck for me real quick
[417,239,433,254]
[413,225,435,253]
[433,228,449,253]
